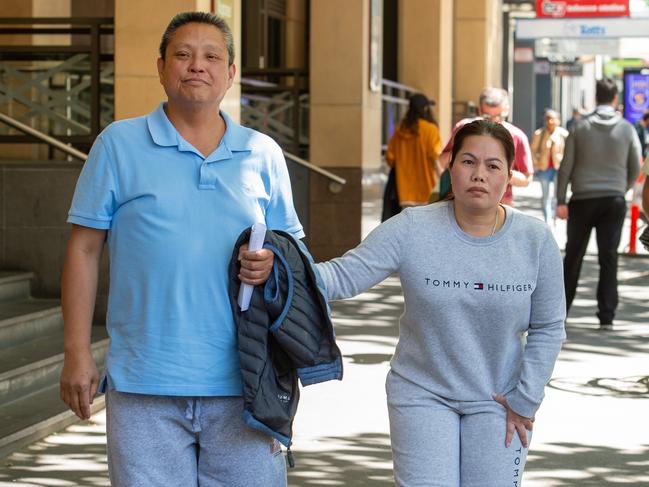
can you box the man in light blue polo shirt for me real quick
[59,12,302,486]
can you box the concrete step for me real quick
[0,299,62,348]
[0,327,109,406]
[0,272,34,304]
[0,379,106,460]
[0,333,109,459]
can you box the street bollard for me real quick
[629,204,640,255]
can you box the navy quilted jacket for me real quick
[229,229,343,450]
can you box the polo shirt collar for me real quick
[146,102,254,161]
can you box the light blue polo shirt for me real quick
[68,103,304,396]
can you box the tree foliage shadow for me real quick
[288,433,394,487]
[330,277,403,347]
[0,429,108,487]
[526,442,649,486]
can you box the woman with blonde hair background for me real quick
[531,109,568,223]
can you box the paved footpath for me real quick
[1,182,648,486]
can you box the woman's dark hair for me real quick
[159,12,234,65]
[401,93,437,132]
[449,119,515,172]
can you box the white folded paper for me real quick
[237,222,267,311]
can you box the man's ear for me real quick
[227,63,236,89]
[157,57,165,84]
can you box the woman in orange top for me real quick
[386,93,442,207]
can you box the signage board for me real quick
[536,0,629,18]
[554,62,584,76]
[623,69,649,124]
[516,18,649,38]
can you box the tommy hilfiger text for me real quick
[424,278,533,293]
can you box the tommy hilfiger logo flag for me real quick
[474,283,484,290]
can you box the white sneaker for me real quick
[599,323,613,331]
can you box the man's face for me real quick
[157,22,236,108]
[479,104,504,123]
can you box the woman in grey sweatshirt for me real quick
[316,120,566,486]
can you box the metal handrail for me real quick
[0,112,347,189]
[0,112,87,161]
[381,78,419,93]
[283,150,346,188]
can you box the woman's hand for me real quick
[238,243,274,285]
[492,394,534,448]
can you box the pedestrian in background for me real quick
[318,120,565,485]
[438,87,533,206]
[634,110,649,158]
[531,109,568,223]
[641,156,649,250]
[557,78,641,331]
[385,93,441,209]
[566,107,581,132]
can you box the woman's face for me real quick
[545,115,559,132]
[450,135,511,211]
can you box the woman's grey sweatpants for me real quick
[387,371,531,487]
[105,391,287,487]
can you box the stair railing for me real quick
[0,111,87,161]
[0,112,346,192]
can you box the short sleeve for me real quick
[265,143,305,239]
[425,123,441,163]
[513,131,534,175]
[67,135,119,230]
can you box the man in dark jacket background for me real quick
[634,111,649,158]
[557,78,642,331]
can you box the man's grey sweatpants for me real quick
[106,391,287,487]
[387,371,531,487]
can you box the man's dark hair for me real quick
[642,111,649,122]
[595,78,618,105]
[159,12,234,65]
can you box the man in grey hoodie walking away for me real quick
[557,78,641,330]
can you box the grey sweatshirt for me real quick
[316,202,566,419]
[557,106,641,204]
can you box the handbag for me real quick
[381,167,401,222]
[640,225,649,251]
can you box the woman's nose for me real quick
[471,166,485,182]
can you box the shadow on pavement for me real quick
[288,433,394,486]
[330,277,403,347]
[560,256,649,362]
[526,442,649,486]
[0,426,108,487]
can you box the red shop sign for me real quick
[536,0,629,18]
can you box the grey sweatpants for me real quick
[387,371,531,487]
[105,391,287,487]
